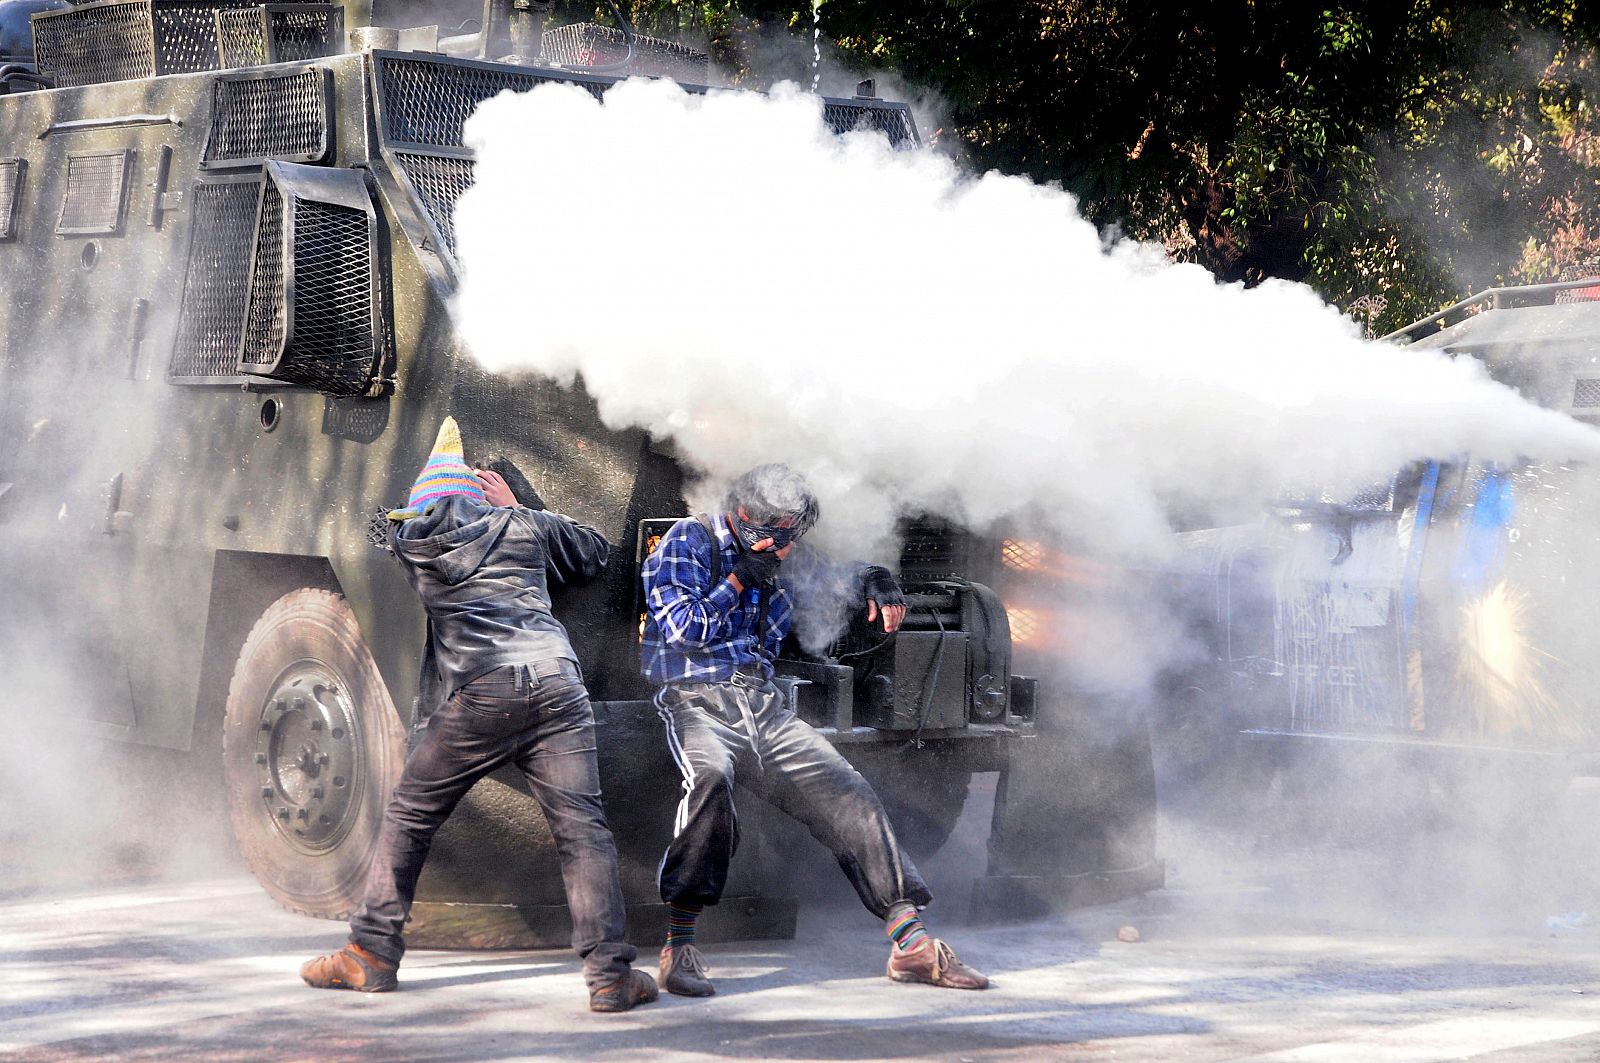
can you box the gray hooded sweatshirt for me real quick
[390,495,612,699]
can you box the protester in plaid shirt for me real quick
[640,510,793,684]
[641,463,990,999]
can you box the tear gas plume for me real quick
[452,78,1600,563]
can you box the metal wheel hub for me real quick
[252,663,364,854]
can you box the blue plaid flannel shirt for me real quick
[640,513,794,684]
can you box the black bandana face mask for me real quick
[733,515,799,552]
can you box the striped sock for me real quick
[885,901,929,952]
[666,902,702,949]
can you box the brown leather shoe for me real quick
[589,968,660,1013]
[300,943,398,993]
[887,938,990,990]
[659,944,715,997]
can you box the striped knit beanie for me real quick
[387,416,487,521]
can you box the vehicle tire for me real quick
[222,589,405,919]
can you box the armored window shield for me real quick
[57,151,131,235]
[238,161,386,396]
[368,51,918,277]
[169,176,262,381]
[368,53,608,270]
[214,4,342,70]
[541,21,710,81]
[0,159,23,241]
[820,101,919,148]
[32,0,158,87]
[372,52,605,151]
[32,0,334,88]
[390,151,473,258]
[1571,376,1600,413]
[203,66,333,169]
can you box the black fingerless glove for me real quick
[862,565,905,607]
[732,547,782,589]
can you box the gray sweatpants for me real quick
[655,673,932,917]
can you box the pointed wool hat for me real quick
[388,416,487,521]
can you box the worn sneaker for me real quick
[589,968,660,1013]
[887,938,990,990]
[659,943,715,997]
[300,943,398,993]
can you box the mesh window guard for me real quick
[0,160,24,241]
[204,67,331,168]
[169,178,261,379]
[57,152,131,235]
[239,161,385,396]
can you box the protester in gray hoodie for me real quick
[300,417,657,1013]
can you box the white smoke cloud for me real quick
[452,78,1600,559]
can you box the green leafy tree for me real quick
[565,1,1600,333]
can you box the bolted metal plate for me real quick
[57,151,131,235]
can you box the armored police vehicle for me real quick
[0,0,1161,944]
[1162,273,1600,819]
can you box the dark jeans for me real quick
[655,675,932,918]
[348,663,635,989]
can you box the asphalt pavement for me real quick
[7,821,1600,1062]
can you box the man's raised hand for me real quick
[475,468,517,508]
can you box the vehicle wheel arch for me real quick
[191,551,342,756]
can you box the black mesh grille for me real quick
[33,0,324,86]
[205,69,329,165]
[394,151,474,257]
[57,152,129,234]
[32,2,156,88]
[1574,378,1600,408]
[266,4,340,61]
[153,0,258,74]
[278,198,376,393]
[215,4,341,67]
[541,21,709,81]
[376,54,599,148]
[365,508,396,553]
[0,160,21,241]
[170,180,259,378]
[242,173,379,396]
[822,103,917,148]
[899,518,970,585]
[214,5,267,64]
[242,182,286,366]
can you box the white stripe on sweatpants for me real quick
[655,693,697,839]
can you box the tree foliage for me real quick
[569,1,1600,334]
